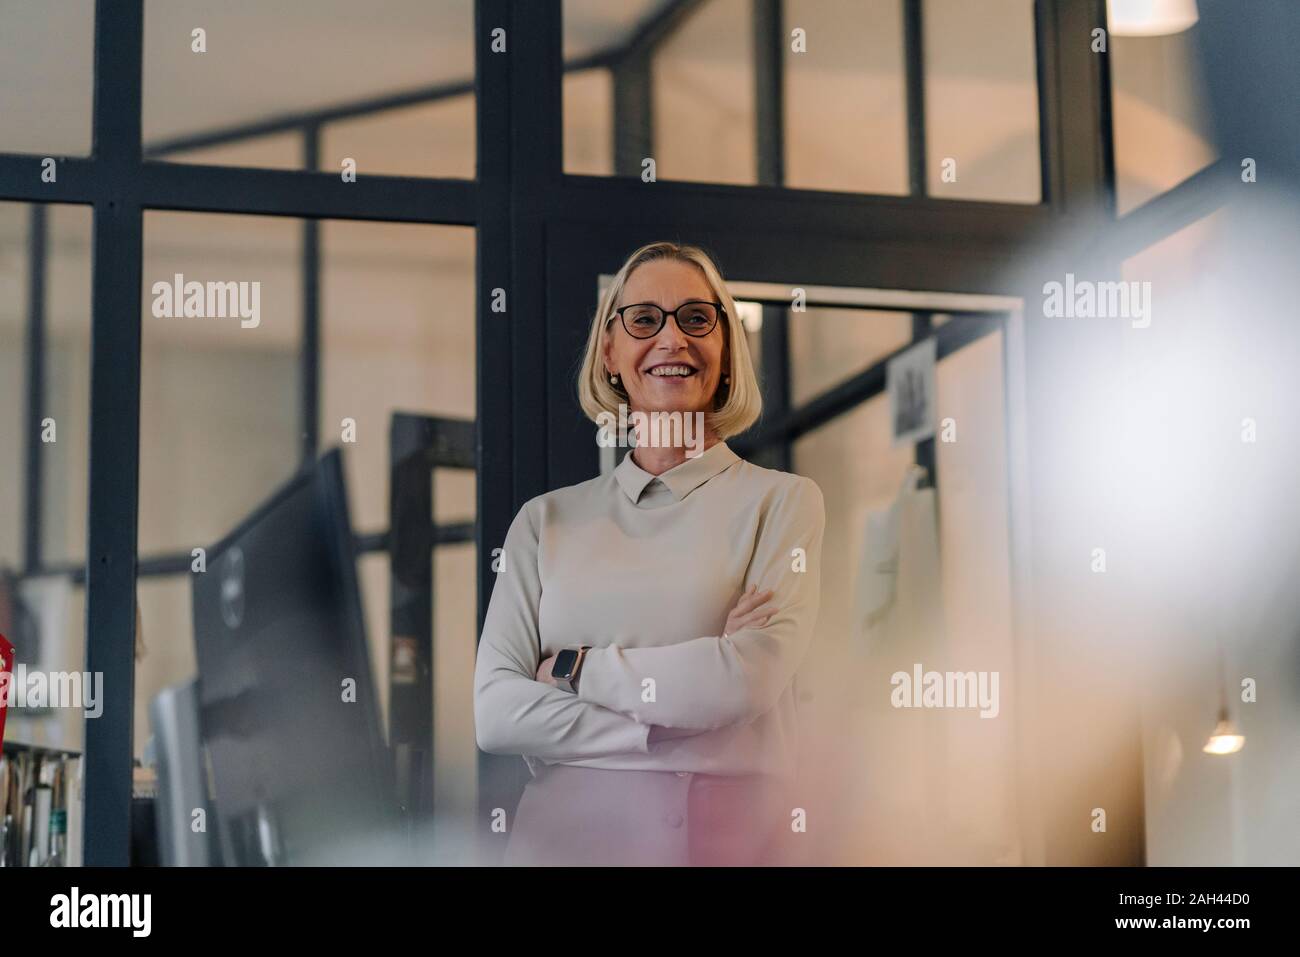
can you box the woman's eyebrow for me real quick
[626,298,711,308]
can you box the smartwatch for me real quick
[552,645,591,694]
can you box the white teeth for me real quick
[649,365,695,377]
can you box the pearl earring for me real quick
[610,373,620,386]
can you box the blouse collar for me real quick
[614,440,740,504]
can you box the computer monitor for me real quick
[149,678,215,866]
[191,449,397,865]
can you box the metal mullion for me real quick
[0,155,99,203]
[911,311,936,489]
[1037,0,1112,220]
[744,0,790,483]
[142,77,476,159]
[32,519,476,586]
[83,0,144,867]
[138,161,478,224]
[474,0,564,863]
[754,0,784,188]
[903,0,927,197]
[24,205,47,573]
[554,174,1050,245]
[612,47,652,177]
[301,125,321,467]
[473,0,522,863]
[757,303,791,472]
[140,49,615,160]
[474,0,513,632]
[36,551,200,584]
[512,0,558,502]
[617,0,708,60]
[1096,157,1233,262]
[1033,0,1057,207]
[510,0,558,819]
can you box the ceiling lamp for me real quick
[1203,709,1245,755]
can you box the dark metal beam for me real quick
[556,174,1052,249]
[355,521,476,556]
[136,161,478,224]
[0,153,1060,251]
[511,0,558,506]
[754,0,784,187]
[473,0,527,864]
[23,205,47,573]
[1033,0,1054,206]
[140,50,616,160]
[755,303,791,472]
[751,0,787,469]
[385,411,476,856]
[0,155,99,203]
[479,0,561,862]
[474,0,512,630]
[142,77,474,159]
[300,126,321,466]
[903,0,928,196]
[1097,156,1234,261]
[617,0,708,62]
[1037,0,1113,219]
[911,312,936,489]
[388,415,437,846]
[612,48,653,177]
[35,520,475,586]
[83,0,145,868]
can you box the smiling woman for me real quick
[596,272,731,458]
[473,241,826,866]
[578,242,762,459]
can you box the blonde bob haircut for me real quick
[577,241,762,439]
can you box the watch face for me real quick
[553,649,579,681]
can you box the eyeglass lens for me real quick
[622,302,718,338]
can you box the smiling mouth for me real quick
[646,364,698,378]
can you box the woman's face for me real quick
[603,259,727,418]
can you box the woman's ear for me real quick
[601,329,615,375]
[713,352,732,408]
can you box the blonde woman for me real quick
[473,241,825,866]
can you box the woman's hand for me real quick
[536,654,557,685]
[723,584,776,638]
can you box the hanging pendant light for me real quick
[1203,640,1244,755]
[1203,707,1245,755]
[1108,0,1199,36]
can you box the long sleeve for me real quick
[474,498,652,761]
[577,475,825,732]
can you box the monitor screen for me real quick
[191,449,395,865]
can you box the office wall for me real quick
[782,310,1020,865]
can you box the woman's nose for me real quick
[657,316,690,348]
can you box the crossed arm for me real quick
[472,477,825,760]
[472,498,650,761]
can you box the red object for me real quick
[0,631,12,748]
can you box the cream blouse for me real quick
[473,440,825,779]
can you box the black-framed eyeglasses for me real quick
[607,300,724,339]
